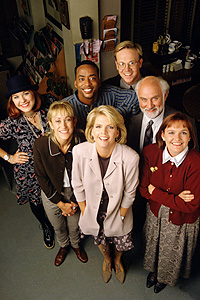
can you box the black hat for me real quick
[5,75,39,99]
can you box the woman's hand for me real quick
[178,190,194,202]
[58,201,78,217]
[148,184,156,195]
[120,206,128,222]
[78,201,86,216]
[10,149,29,164]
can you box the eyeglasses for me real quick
[117,61,140,70]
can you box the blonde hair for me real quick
[46,100,78,146]
[114,41,143,60]
[85,105,127,144]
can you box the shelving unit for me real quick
[18,25,67,98]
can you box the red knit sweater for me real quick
[139,143,200,225]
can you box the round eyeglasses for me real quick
[117,61,139,70]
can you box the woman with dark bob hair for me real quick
[139,112,200,293]
[72,105,139,283]
[0,75,56,249]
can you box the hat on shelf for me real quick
[5,75,39,99]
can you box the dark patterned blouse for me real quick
[0,93,56,206]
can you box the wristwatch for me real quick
[3,153,10,161]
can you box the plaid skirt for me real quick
[143,203,200,286]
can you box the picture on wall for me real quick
[43,0,62,30]
[58,0,70,29]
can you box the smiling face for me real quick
[12,90,35,113]
[138,78,166,119]
[115,48,143,85]
[74,65,101,105]
[92,114,119,157]
[161,121,191,157]
[49,109,76,145]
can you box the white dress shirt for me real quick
[162,146,189,167]
[63,168,70,187]
[140,109,165,153]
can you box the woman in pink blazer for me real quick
[72,105,139,284]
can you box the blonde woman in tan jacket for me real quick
[72,105,139,284]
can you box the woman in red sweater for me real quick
[139,112,200,293]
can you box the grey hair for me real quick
[135,76,170,101]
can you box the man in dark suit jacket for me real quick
[127,76,177,233]
[127,76,177,154]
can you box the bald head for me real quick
[135,76,169,119]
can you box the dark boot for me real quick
[42,224,54,249]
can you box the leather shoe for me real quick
[154,282,167,293]
[72,247,88,263]
[115,263,125,284]
[55,246,70,266]
[146,272,157,288]
[102,261,112,283]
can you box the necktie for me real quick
[129,86,133,90]
[143,120,153,148]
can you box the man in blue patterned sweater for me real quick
[63,60,140,130]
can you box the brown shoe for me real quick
[115,263,125,284]
[55,246,70,266]
[102,261,112,283]
[72,247,88,263]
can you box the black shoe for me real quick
[146,272,157,288]
[42,224,55,249]
[154,282,166,293]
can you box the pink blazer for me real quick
[72,142,139,237]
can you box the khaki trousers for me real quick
[41,188,80,248]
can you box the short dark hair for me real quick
[156,112,196,150]
[74,60,99,77]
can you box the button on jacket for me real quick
[139,143,200,225]
[34,135,84,204]
[72,142,140,237]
